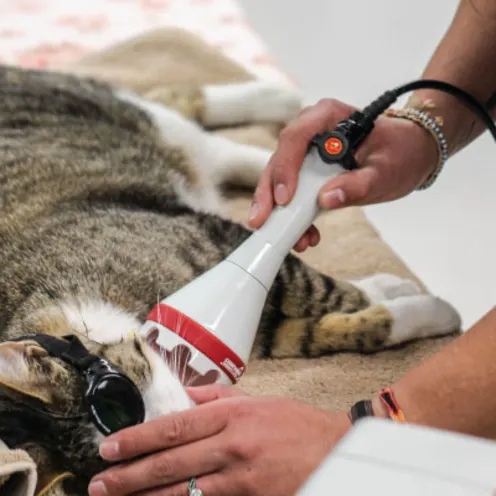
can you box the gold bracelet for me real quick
[384,105,448,190]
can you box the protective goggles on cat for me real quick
[12,333,145,435]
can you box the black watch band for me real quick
[349,399,375,424]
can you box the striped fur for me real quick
[0,65,392,358]
[0,65,461,494]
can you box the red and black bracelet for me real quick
[349,388,407,424]
[378,387,407,422]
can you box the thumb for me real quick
[186,384,248,404]
[269,99,356,207]
[318,166,378,209]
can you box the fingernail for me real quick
[274,184,289,205]
[248,201,259,222]
[294,237,308,253]
[321,188,345,209]
[88,480,108,496]
[99,441,119,460]
[309,232,319,247]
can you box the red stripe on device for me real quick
[146,303,246,383]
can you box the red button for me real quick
[324,137,343,155]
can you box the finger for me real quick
[89,438,226,496]
[135,472,238,496]
[249,99,355,229]
[298,104,316,117]
[307,225,321,247]
[186,384,247,404]
[98,401,229,462]
[318,166,379,209]
[293,234,310,253]
[292,223,321,252]
[269,99,355,207]
[247,165,274,228]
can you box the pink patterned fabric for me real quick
[0,0,294,84]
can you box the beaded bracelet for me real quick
[384,106,448,190]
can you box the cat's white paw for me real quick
[416,296,462,339]
[241,80,302,123]
[352,273,422,304]
[203,80,302,127]
[384,294,461,346]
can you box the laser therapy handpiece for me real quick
[141,112,375,385]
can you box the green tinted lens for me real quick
[91,377,143,433]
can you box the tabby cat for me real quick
[0,65,461,495]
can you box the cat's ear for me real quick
[0,340,53,403]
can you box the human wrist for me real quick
[321,410,353,453]
[370,395,391,420]
[406,0,496,155]
[336,409,353,434]
[405,90,487,157]
[384,105,448,189]
[349,388,411,425]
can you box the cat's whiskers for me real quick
[172,345,180,383]
[52,300,89,342]
[75,304,92,343]
[183,369,195,388]
[179,348,189,387]
[179,322,191,387]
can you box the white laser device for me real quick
[140,125,362,385]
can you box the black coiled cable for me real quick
[315,79,495,170]
[360,79,496,141]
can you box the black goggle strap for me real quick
[10,333,99,371]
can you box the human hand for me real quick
[248,98,439,252]
[88,384,351,496]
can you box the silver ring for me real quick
[188,477,203,496]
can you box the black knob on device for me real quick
[310,131,358,171]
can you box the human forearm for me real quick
[372,306,496,439]
[408,0,496,155]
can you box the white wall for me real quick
[239,0,495,329]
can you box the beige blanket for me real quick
[0,440,37,496]
[0,27,459,495]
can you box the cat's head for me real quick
[0,331,193,492]
[0,330,194,428]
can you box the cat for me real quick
[0,65,461,495]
